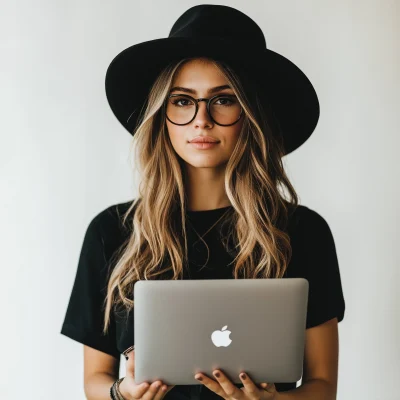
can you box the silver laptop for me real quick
[133,278,308,385]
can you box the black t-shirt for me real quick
[60,200,345,399]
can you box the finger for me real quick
[122,347,157,399]
[119,377,150,400]
[124,347,135,378]
[149,378,176,399]
[261,382,277,394]
[123,345,135,359]
[153,382,170,400]
[239,372,259,398]
[142,380,165,400]
[124,346,175,399]
[212,369,243,398]
[195,373,225,398]
[162,384,176,396]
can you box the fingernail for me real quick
[240,373,246,380]
[214,371,220,378]
[196,376,203,381]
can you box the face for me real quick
[165,59,244,170]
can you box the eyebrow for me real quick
[169,85,233,95]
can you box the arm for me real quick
[85,372,118,400]
[84,345,120,400]
[278,379,336,400]
[278,317,339,400]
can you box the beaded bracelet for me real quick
[110,377,125,400]
[109,382,117,400]
[115,377,125,399]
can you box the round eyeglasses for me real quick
[164,93,243,126]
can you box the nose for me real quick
[194,99,213,126]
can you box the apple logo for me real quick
[211,325,232,347]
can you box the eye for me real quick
[213,96,237,106]
[169,96,194,107]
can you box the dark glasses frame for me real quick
[164,93,244,127]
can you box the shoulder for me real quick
[287,204,334,239]
[93,199,135,223]
[89,199,136,240]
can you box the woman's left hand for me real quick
[194,369,279,400]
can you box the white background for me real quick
[1,1,399,399]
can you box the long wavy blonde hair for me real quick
[102,56,299,334]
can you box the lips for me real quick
[189,136,220,143]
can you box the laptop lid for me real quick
[133,278,308,385]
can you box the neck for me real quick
[184,164,232,211]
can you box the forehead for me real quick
[171,59,231,93]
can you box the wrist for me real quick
[110,380,118,400]
[110,377,126,400]
[117,377,129,400]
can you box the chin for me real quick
[183,158,227,169]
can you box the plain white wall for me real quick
[1,0,399,398]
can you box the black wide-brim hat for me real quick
[105,4,320,156]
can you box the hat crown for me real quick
[169,5,267,50]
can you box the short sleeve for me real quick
[301,208,346,329]
[60,216,120,359]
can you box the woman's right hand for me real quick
[118,348,175,400]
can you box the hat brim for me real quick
[105,36,320,156]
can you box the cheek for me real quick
[166,125,183,146]
[224,127,242,148]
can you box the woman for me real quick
[60,5,345,400]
